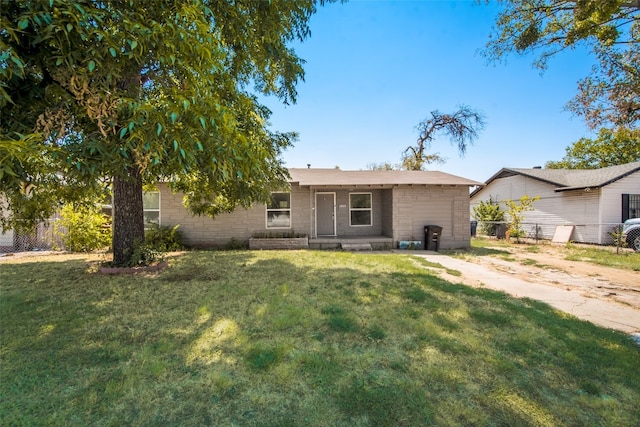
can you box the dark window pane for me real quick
[269,192,290,209]
[144,211,160,226]
[350,194,371,209]
[351,210,371,226]
[631,194,640,219]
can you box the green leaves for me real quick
[2,0,323,250]
[484,1,640,128]
[545,127,640,169]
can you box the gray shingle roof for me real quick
[288,168,483,187]
[480,162,640,192]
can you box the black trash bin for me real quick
[424,225,443,251]
[495,223,508,239]
[470,221,478,237]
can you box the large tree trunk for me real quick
[112,165,145,266]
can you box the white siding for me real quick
[600,173,640,223]
[471,175,603,243]
[0,228,13,248]
[0,197,13,248]
[599,173,640,243]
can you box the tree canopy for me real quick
[1,0,329,264]
[483,0,640,129]
[545,126,640,169]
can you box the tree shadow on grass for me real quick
[1,250,639,426]
[452,246,512,257]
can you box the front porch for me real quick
[309,235,394,250]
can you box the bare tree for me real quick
[402,105,486,170]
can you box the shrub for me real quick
[124,240,163,267]
[609,224,625,247]
[55,204,111,252]
[503,195,539,242]
[472,200,505,236]
[144,224,184,251]
[224,238,248,250]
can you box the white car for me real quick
[622,218,640,252]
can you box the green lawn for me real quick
[1,250,639,426]
[562,244,640,271]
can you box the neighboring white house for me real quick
[470,162,640,244]
[0,197,14,252]
[0,228,13,251]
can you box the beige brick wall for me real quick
[158,184,313,247]
[392,186,471,249]
[157,183,471,249]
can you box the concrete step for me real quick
[341,243,372,251]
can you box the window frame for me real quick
[622,193,640,222]
[266,192,292,229]
[349,192,373,227]
[143,191,161,228]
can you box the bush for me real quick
[472,200,504,236]
[224,238,248,250]
[55,204,112,252]
[124,241,163,267]
[144,224,184,252]
[503,195,539,242]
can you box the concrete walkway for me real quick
[414,252,640,338]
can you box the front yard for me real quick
[1,250,639,426]
[467,237,640,273]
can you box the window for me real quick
[100,192,160,227]
[267,192,291,228]
[622,194,640,222]
[350,193,372,226]
[143,192,160,227]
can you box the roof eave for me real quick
[554,186,597,192]
[470,168,564,197]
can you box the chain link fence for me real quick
[0,216,64,255]
[470,220,639,251]
[3,218,639,254]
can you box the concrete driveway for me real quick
[413,252,640,343]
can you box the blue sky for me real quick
[261,0,596,183]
